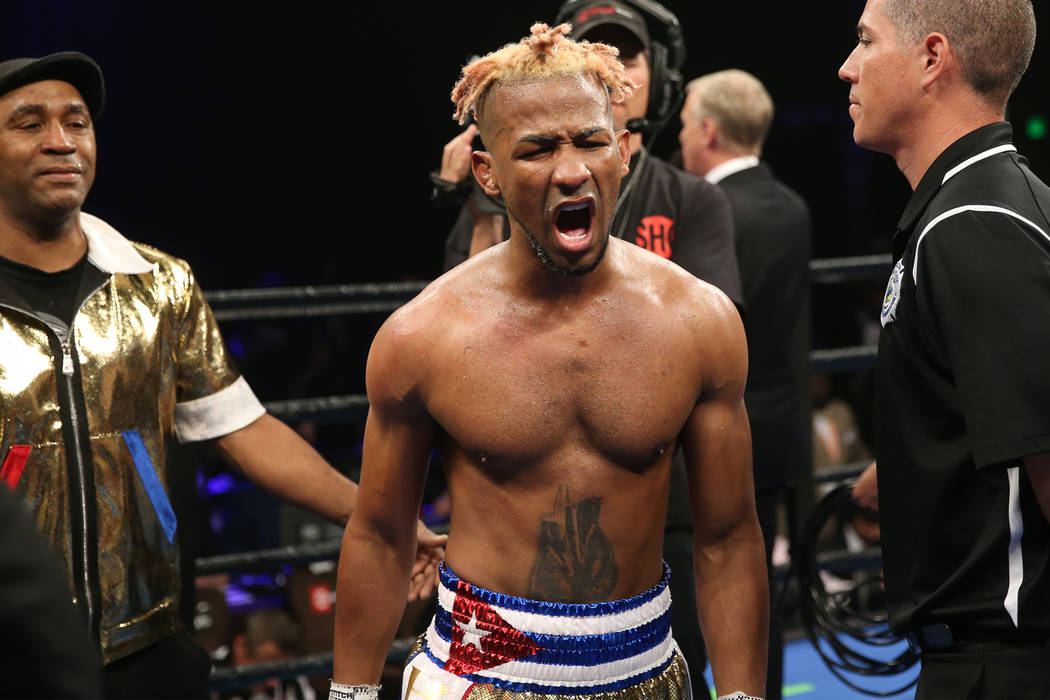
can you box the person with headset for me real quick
[434,0,743,312]
[429,5,746,698]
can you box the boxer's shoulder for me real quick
[613,239,743,340]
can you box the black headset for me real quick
[555,0,687,141]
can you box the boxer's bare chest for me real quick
[425,296,700,470]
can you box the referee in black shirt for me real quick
[839,1,1050,698]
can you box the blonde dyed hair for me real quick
[451,22,638,126]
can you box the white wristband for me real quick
[717,693,764,700]
[329,682,380,700]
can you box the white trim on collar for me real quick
[941,144,1017,184]
[704,155,759,184]
[80,212,154,274]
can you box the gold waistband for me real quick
[405,636,690,700]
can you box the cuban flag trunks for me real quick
[401,562,691,699]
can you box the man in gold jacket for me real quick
[0,52,443,698]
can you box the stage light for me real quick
[1026,114,1048,140]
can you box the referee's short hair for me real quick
[883,0,1035,108]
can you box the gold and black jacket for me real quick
[0,213,265,663]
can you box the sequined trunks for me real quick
[401,563,690,699]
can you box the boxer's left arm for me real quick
[679,289,768,699]
[1023,452,1050,522]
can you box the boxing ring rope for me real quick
[200,254,898,693]
[808,254,892,285]
[206,281,429,303]
[238,342,875,435]
[207,281,426,322]
[262,395,371,424]
[195,459,873,573]
[208,652,338,691]
[204,255,892,321]
[196,540,342,577]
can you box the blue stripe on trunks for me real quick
[433,606,673,666]
[438,562,672,618]
[418,638,676,695]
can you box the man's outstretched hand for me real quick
[408,521,447,602]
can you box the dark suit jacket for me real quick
[718,163,813,492]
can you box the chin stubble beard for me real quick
[15,197,85,242]
[511,211,608,278]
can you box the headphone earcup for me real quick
[555,0,584,27]
[555,0,686,138]
[646,41,669,122]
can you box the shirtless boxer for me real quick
[330,23,768,700]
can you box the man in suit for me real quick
[678,68,812,700]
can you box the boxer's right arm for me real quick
[332,316,438,685]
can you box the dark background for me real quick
[7,0,1050,469]
[7,0,1049,448]
[6,0,1049,628]
[5,0,1049,291]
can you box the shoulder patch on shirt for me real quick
[881,258,904,328]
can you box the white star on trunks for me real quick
[456,610,492,652]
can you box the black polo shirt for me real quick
[876,122,1050,638]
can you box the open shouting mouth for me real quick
[553,199,595,253]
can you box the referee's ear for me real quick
[919,32,954,90]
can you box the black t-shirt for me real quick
[877,122,1050,637]
[0,251,88,331]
